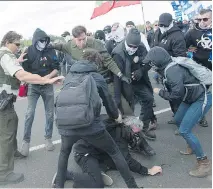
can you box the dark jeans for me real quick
[55,130,138,188]
[23,84,54,142]
[133,85,155,122]
[71,154,104,188]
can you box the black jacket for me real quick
[22,28,59,76]
[111,41,152,107]
[146,47,205,104]
[105,39,118,55]
[154,26,187,57]
[73,114,148,175]
[146,28,155,48]
[58,61,118,136]
[185,24,212,70]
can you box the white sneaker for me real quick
[101,172,113,186]
[45,139,55,151]
[20,141,30,157]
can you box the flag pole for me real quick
[140,1,146,35]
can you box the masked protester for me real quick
[126,21,150,51]
[112,28,157,141]
[94,30,106,45]
[105,23,125,55]
[143,46,212,178]
[103,25,113,42]
[185,9,212,128]
[154,13,187,123]
[154,13,187,57]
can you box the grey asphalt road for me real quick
[2,72,212,188]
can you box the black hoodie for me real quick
[154,26,187,57]
[185,24,212,70]
[58,60,118,136]
[22,28,59,76]
[144,47,205,104]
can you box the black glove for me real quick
[132,69,143,81]
[120,75,132,84]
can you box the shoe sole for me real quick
[0,175,24,185]
[101,172,113,186]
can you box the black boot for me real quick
[142,120,156,141]
[138,134,156,156]
[199,117,208,127]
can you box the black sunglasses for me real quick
[196,18,210,22]
[14,43,20,47]
[159,24,168,27]
[39,39,46,43]
[127,44,138,49]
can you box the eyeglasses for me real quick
[14,43,20,47]
[127,44,138,49]
[196,18,210,22]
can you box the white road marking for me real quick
[28,107,171,152]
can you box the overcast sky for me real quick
[0,1,179,39]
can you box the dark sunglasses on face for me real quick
[154,24,158,26]
[159,24,167,27]
[196,18,210,22]
[128,44,138,48]
[14,43,20,47]
[39,39,46,43]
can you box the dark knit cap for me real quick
[126,28,141,46]
[126,21,135,27]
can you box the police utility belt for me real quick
[0,90,16,111]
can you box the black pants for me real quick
[55,130,138,188]
[133,84,155,122]
[71,153,104,188]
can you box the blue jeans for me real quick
[23,84,54,142]
[174,92,212,159]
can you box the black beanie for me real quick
[126,28,141,46]
[126,21,135,27]
[94,30,105,41]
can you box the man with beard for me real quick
[184,9,212,127]
[112,28,157,140]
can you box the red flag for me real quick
[90,1,141,20]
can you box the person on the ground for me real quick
[54,49,138,188]
[20,28,60,157]
[185,9,212,128]
[52,114,161,188]
[125,21,150,51]
[0,31,63,185]
[143,46,212,178]
[112,28,157,141]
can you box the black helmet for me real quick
[94,30,105,41]
[103,25,111,34]
[61,31,70,37]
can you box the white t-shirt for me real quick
[0,47,23,94]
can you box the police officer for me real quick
[0,31,63,185]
